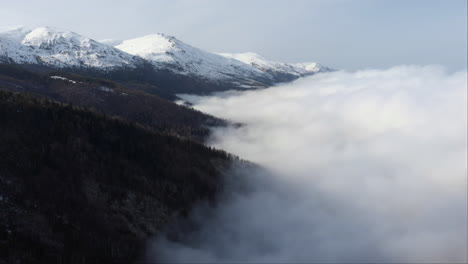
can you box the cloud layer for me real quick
[153,65,467,263]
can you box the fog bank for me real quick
[152,65,467,263]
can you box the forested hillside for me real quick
[0,64,226,142]
[0,90,238,263]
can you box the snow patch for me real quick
[50,75,77,84]
[99,38,123,46]
[98,86,113,92]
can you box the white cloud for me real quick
[152,65,467,263]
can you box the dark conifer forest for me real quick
[0,64,227,142]
[0,89,239,263]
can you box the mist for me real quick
[151,65,467,263]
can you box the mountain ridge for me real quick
[0,26,143,69]
[0,26,332,92]
[219,52,332,82]
[115,33,272,86]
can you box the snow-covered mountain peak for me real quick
[115,33,182,63]
[0,26,31,41]
[1,26,332,89]
[220,52,332,80]
[0,26,141,69]
[21,26,85,46]
[116,34,270,83]
[99,39,123,46]
[1,26,86,46]
[295,62,331,73]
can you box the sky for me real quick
[1,0,465,70]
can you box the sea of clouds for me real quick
[151,65,467,263]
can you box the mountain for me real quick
[115,33,272,88]
[219,52,333,82]
[98,38,123,46]
[295,61,332,73]
[0,26,324,263]
[0,26,331,95]
[0,26,143,69]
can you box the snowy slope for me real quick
[0,26,332,89]
[0,26,142,69]
[99,39,123,46]
[219,52,332,79]
[115,34,272,86]
[294,62,332,73]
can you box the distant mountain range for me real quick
[0,26,332,94]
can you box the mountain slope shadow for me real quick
[0,90,243,263]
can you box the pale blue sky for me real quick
[0,0,466,70]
